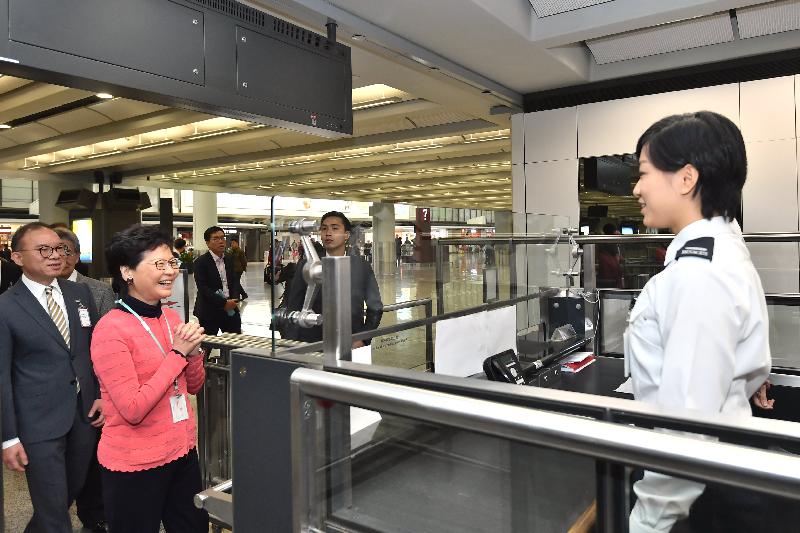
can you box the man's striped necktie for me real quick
[44,286,70,346]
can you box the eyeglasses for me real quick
[149,258,180,270]
[17,245,71,258]
[208,236,226,242]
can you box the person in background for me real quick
[227,238,248,300]
[174,238,193,273]
[91,224,207,533]
[193,226,242,335]
[597,222,623,288]
[54,227,115,532]
[284,211,382,347]
[626,111,774,532]
[0,222,102,532]
[395,236,402,266]
[1,243,11,261]
[0,255,21,295]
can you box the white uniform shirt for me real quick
[211,251,229,298]
[625,216,771,533]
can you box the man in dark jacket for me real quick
[284,212,382,346]
[193,226,242,335]
[0,256,21,294]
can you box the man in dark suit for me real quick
[54,227,114,532]
[0,222,103,533]
[1,255,22,294]
[193,225,242,335]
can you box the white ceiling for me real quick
[3,0,800,214]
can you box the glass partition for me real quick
[292,369,800,533]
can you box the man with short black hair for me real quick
[284,211,382,346]
[193,226,242,335]
[0,222,102,532]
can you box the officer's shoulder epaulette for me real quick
[676,236,714,261]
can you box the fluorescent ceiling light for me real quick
[352,97,402,110]
[0,124,10,129]
[96,93,114,99]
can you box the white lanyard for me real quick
[117,299,179,394]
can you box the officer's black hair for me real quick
[635,111,745,221]
[320,211,352,232]
[105,224,172,295]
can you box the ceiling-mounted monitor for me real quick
[0,0,352,137]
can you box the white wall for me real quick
[513,75,800,293]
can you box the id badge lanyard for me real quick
[117,300,179,395]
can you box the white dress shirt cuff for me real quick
[2,437,20,449]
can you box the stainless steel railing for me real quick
[291,368,800,532]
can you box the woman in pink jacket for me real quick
[91,224,207,533]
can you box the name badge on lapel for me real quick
[76,301,91,328]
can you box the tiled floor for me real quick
[3,253,495,531]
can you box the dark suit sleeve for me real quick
[0,310,18,441]
[225,256,242,299]
[97,283,116,317]
[282,260,309,341]
[194,255,226,309]
[82,284,102,399]
[362,262,383,345]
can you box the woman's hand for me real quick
[752,380,775,410]
[173,322,205,356]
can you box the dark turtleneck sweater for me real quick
[118,294,162,318]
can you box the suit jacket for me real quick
[75,271,116,317]
[0,258,21,295]
[284,253,383,344]
[193,251,241,321]
[0,278,100,444]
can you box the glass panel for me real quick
[768,303,800,369]
[308,405,597,533]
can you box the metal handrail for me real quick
[291,368,800,500]
[437,231,800,246]
[382,298,431,313]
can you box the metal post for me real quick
[424,299,434,371]
[435,240,445,315]
[322,255,352,364]
[582,244,599,355]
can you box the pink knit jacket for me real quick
[90,307,205,472]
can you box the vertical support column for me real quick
[322,255,352,364]
[193,190,218,254]
[370,201,396,275]
[37,181,71,225]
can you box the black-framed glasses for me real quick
[18,245,71,258]
[208,236,226,242]
[149,258,180,270]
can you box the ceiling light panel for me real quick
[528,0,613,18]
[586,12,734,65]
[737,0,800,39]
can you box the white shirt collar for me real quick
[664,216,741,266]
[21,273,60,297]
[210,250,224,262]
[67,270,78,282]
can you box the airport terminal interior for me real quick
[2,0,800,532]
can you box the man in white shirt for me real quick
[192,226,242,335]
[0,222,103,532]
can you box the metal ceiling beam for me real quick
[287,170,510,195]
[118,118,497,179]
[0,109,210,164]
[0,83,92,125]
[182,139,509,185]
[221,151,510,188]
[21,98,442,173]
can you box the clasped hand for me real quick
[173,322,205,356]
